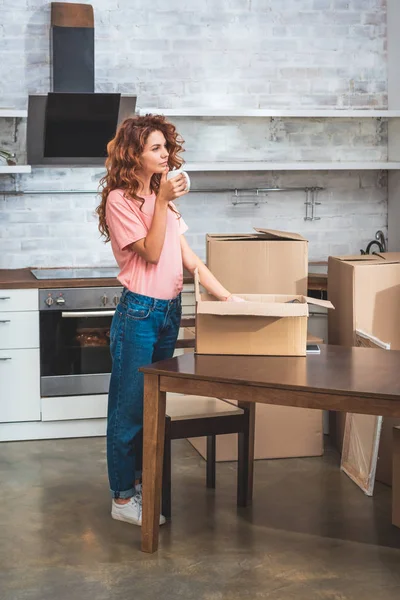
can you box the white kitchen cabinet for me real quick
[0,288,40,423]
[0,349,41,422]
[0,311,39,349]
[0,289,38,312]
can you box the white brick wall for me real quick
[0,0,389,269]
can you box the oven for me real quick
[39,286,122,397]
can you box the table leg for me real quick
[141,374,166,553]
[237,401,255,507]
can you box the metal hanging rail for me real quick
[1,185,324,195]
[1,186,325,217]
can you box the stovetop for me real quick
[31,267,119,280]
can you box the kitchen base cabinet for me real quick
[0,349,41,423]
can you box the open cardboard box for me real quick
[194,269,333,356]
[189,284,329,460]
[206,228,308,295]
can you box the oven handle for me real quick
[61,310,116,318]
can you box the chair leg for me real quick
[206,435,216,488]
[237,403,255,507]
[162,417,172,519]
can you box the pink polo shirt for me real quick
[106,189,188,300]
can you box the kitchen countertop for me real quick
[0,264,328,291]
[0,268,195,290]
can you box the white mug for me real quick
[167,168,191,192]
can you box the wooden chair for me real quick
[162,393,252,519]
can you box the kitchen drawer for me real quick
[0,289,38,312]
[0,311,39,350]
[0,349,41,422]
[41,394,107,421]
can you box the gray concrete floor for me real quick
[0,437,400,600]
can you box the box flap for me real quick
[304,296,334,310]
[206,233,256,241]
[194,269,334,313]
[254,228,307,242]
[331,254,383,262]
[330,253,400,266]
[376,252,400,264]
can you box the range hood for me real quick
[27,3,136,166]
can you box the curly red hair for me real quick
[96,114,185,242]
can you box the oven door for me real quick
[40,309,115,397]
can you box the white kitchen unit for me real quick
[0,285,109,440]
[0,280,196,441]
[0,289,41,423]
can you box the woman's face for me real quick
[140,130,169,175]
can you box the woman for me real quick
[96,114,241,526]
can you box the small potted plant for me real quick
[0,149,17,166]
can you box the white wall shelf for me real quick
[139,108,400,118]
[0,165,31,174]
[184,162,400,172]
[0,109,27,118]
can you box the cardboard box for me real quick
[393,427,400,528]
[190,406,324,461]
[185,327,325,460]
[188,328,326,462]
[195,271,333,357]
[328,253,400,349]
[328,253,400,459]
[189,404,324,462]
[188,278,329,462]
[206,229,308,295]
[186,327,323,350]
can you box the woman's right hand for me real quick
[157,168,189,204]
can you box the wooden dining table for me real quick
[139,344,400,553]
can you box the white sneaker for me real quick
[135,484,166,526]
[111,492,166,527]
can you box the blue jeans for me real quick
[107,288,181,499]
